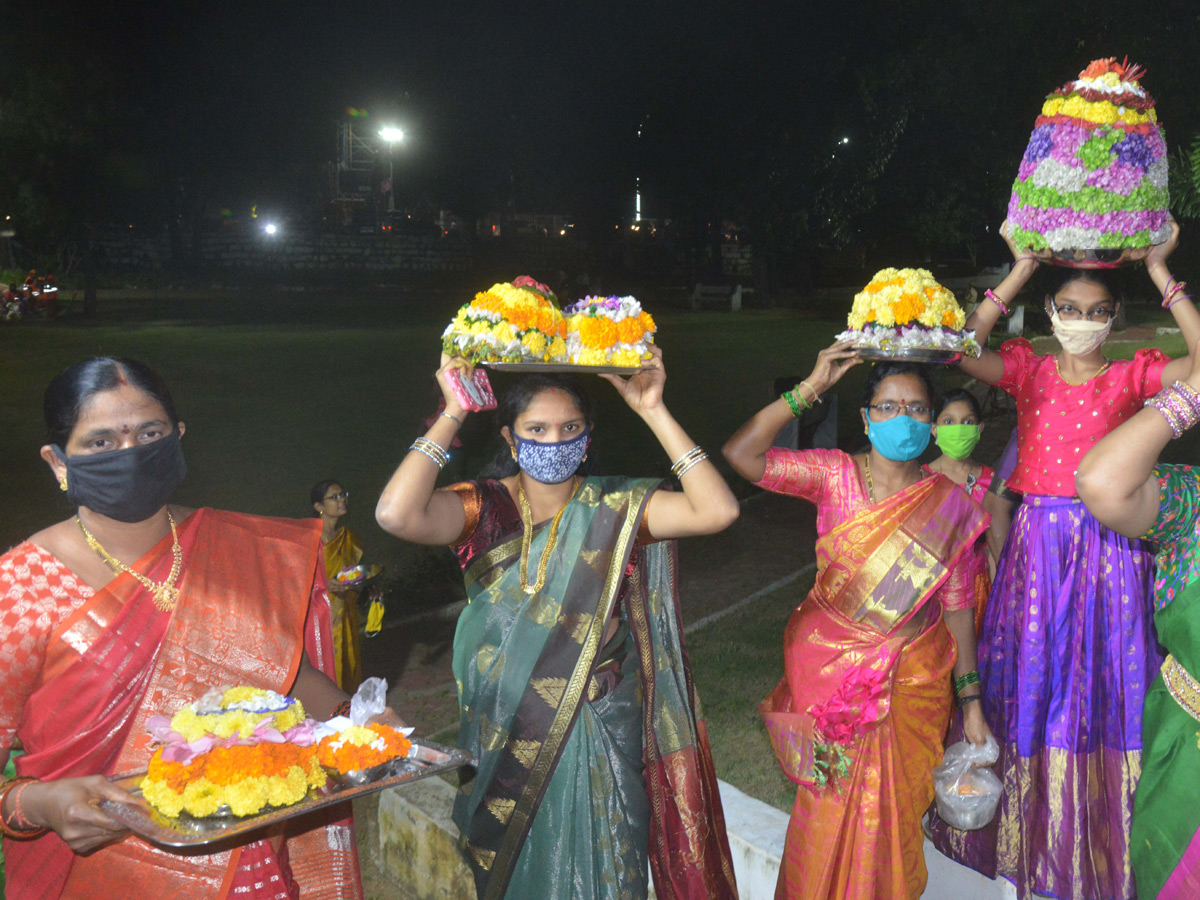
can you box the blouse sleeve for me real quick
[994,338,1036,396]
[755,447,844,504]
[0,545,89,761]
[1132,347,1171,398]
[445,482,484,548]
[938,550,977,613]
[1142,464,1200,547]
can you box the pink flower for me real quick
[807,661,892,746]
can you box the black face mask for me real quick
[54,432,187,523]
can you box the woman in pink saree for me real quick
[725,343,994,900]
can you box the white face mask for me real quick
[1050,311,1113,357]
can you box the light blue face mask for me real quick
[514,428,590,484]
[866,415,932,462]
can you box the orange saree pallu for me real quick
[3,510,361,900]
[761,475,986,900]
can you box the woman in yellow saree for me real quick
[724,342,994,900]
[312,480,371,690]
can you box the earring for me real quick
[582,452,588,462]
[58,474,68,492]
[510,445,517,461]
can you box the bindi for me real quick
[120,425,132,435]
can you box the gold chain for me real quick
[864,454,876,504]
[77,511,183,612]
[1055,355,1111,385]
[517,477,581,595]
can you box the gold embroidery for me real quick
[468,844,496,871]
[558,612,594,643]
[525,595,562,626]
[485,795,515,825]
[465,535,521,585]
[476,643,500,675]
[506,738,541,769]
[1162,654,1200,723]
[530,676,568,708]
[479,713,505,752]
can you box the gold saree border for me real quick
[481,480,654,900]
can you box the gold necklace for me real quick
[1055,354,1111,385]
[864,454,875,504]
[77,511,183,612]
[517,477,581,595]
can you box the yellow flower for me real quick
[521,330,548,357]
[611,348,643,367]
[847,268,963,331]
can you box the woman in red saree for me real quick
[0,357,401,900]
[724,343,994,900]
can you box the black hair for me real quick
[478,374,596,479]
[1043,267,1123,308]
[860,362,940,410]
[310,479,342,511]
[43,357,179,448]
[938,388,983,421]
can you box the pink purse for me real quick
[444,367,497,412]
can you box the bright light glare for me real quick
[264,222,278,235]
[379,126,405,143]
[840,136,850,144]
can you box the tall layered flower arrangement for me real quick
[563,296,656,366]
[1008,58,1170,252]
[442,276,568,363]
[837,268,978,355]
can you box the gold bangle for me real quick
[797,380,821,405]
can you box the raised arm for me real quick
[722,339,860,483]
[375,354,470,546]
[957,222,1048,385]
[1077,340,1200,537]
[1147,222,1200,385]
[600,345,739,539]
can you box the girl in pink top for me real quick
[928,221,1200,900]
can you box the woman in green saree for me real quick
[376,347,741,900]
[1077,343,1200,900]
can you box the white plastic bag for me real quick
[349,676,388,726]
[932,735,1002,830]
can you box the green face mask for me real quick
[935,423,982,460]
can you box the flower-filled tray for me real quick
[99,739,471,848]
[482,361,645,374]
[334,564,383,587]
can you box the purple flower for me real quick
[1024,125,1055,163]
[1112,132,1154,171]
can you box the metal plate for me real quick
[1047,247,1143,270]
[854,347,963,364]
[482,361,645,374]
[333,564,383,588]
[99,740,471,848]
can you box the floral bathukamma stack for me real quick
[563,296,656,366]
[1007,57,1169,255]
[442,276,567,363]
[836,267,979,357]
[140,687,327,817]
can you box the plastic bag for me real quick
[365,598,385,637]
[932,735,1002,830]
[349,677,388,727]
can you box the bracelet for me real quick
[0,777,47,839]
[331,699,353,719]
[781,390,803,418]
[670,446,708,479]
[796,380,822,406]
[984,289,1010,316]
[958,694,983,708]
[439,411,463,427]
[953,670,982,695]
[1163,280,1188,309]
[675,452,709,479]
[410,437,449,470]
[1145,382,1200,439]
[1012,256,1039,269]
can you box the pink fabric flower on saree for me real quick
[807,661,891,746]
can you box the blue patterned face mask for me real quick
[514,429,590,484]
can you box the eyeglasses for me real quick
[323,491,349,502]
[865,403,932,420]
[1050,299,1115,323]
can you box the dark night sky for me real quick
[7,1,1199,236]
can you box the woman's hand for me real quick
[962,700,994,749]
[22,776,132,854]
[434,353,472,420]
[1145,218,1181,277]
[999,219,1051,264]
[805,339,862,395]
[367,706,408,730]
[600,344,665,415]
